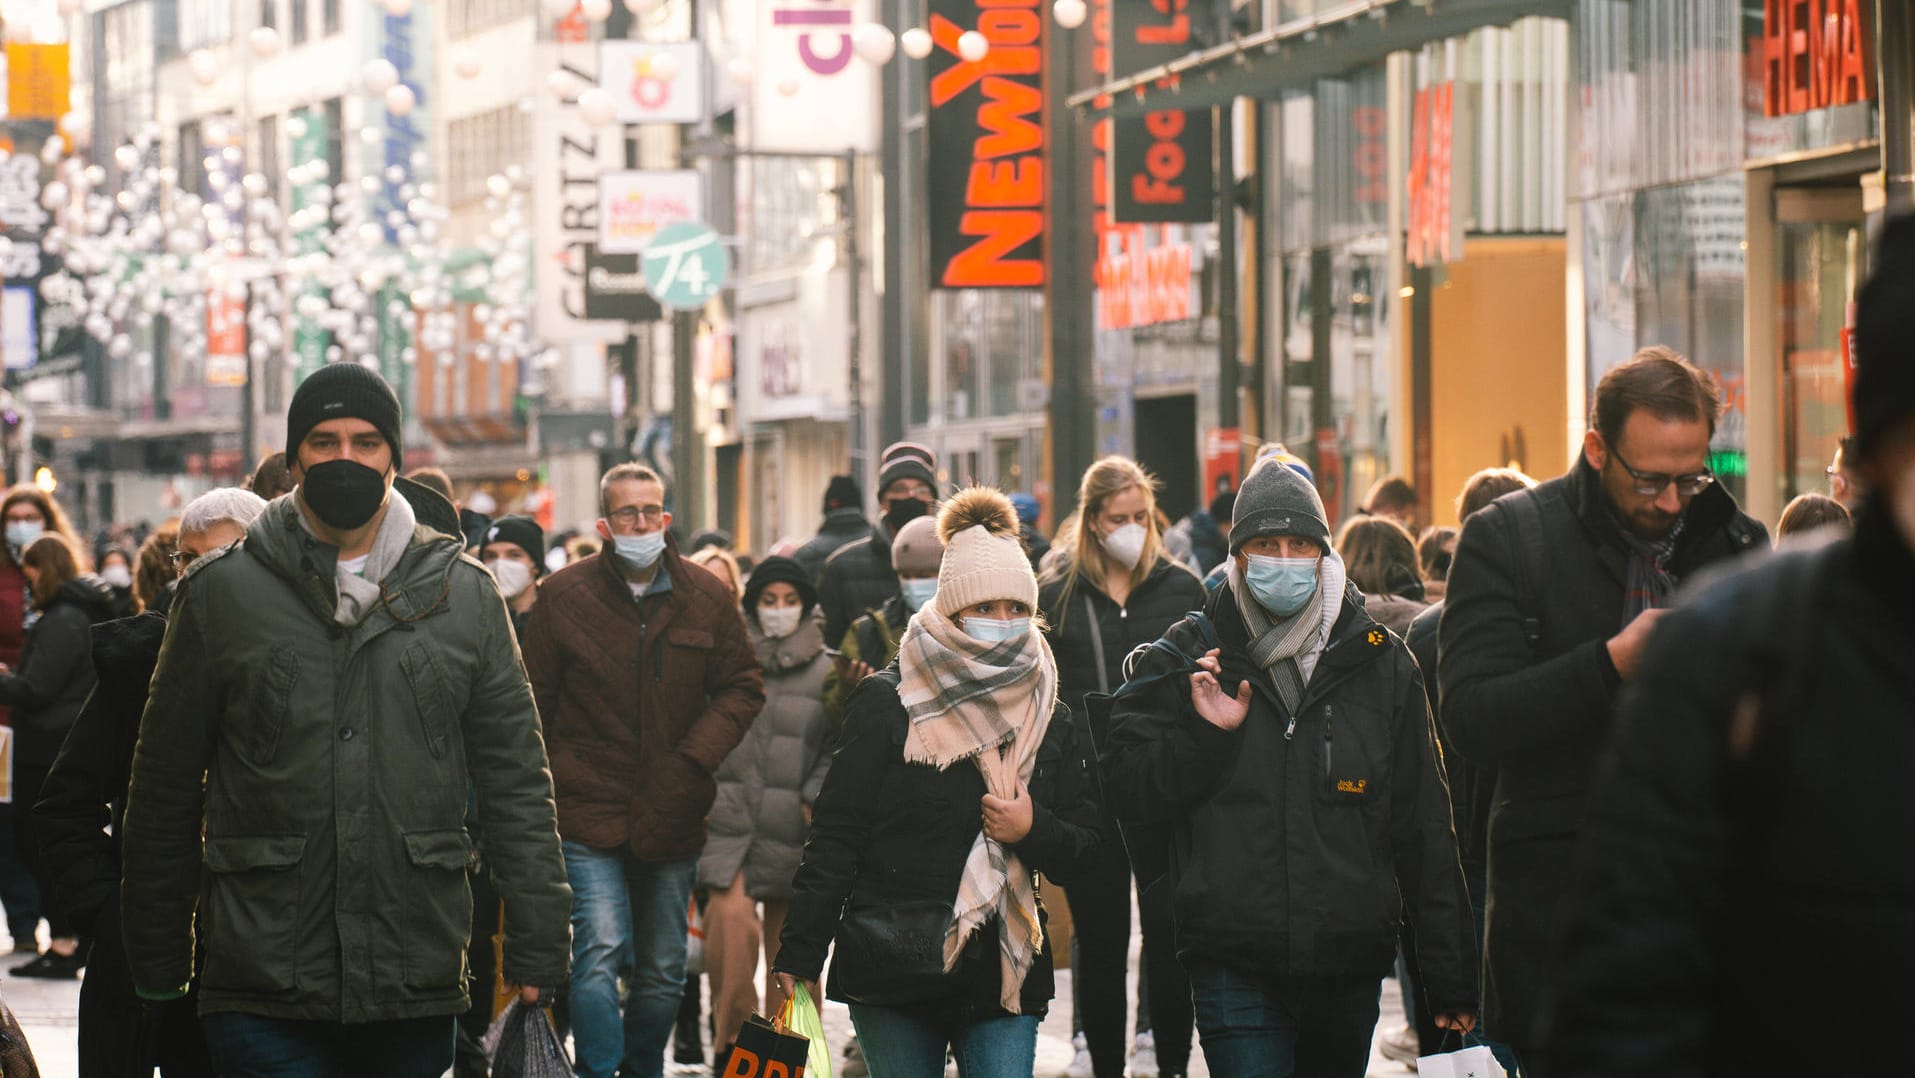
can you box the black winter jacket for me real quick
[819,531,900,647]
[1039,558,1207,722]
[4,576,122,766]
[1404,601,1491,868]
[1547,514,1914,1077]
[1102,582,1476,1010]
[776,667,1102,1018]
[793,508,875,584]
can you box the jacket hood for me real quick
[241,495,467,626]
[53,574,123,622]
[751,610,827,672]
[90,611,168,718]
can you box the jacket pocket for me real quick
[201,833,306,994]
[1317,703,1381,805]
[243,649,301,766]
[661,628,715,685]
[401,828,475,990]
[401,643,460,761]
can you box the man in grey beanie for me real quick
[1101,458,1475,1076]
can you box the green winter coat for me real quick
[119,496,573,1023]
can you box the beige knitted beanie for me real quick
[932,487,1037,617]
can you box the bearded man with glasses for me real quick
[1435,346,1766,1070]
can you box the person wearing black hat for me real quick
[117,364,573,1073]
[819,443,940,646]
[793,475,877,584]
[481,515,547,634]
[1545,217,1915,1076]
[1100,461,1476,1077]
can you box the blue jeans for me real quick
[848,1005,1040,1078]
[200,1012,454,1077]
[564,842,697,1078]
[1187,960,1380,1078]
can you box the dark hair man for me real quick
[1437,346,1766,1064]
[520,462,764,1078]
[818,442,939,644]
[120,364,573,1073]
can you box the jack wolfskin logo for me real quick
[1337,779,1367,794]
[1367,629,1386,647]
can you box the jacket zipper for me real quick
[1322,704,1334,778]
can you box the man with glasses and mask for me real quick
[120,364,574,1074]
[1437,346,1765,1068]
[520,462,763,1078]
[818,442,941,645]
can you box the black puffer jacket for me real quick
[819,531,899,646]
[1040,557,1206,733]
[1101,581,1476,1010]
[793,508,875,584]
[776,667,1102,1019]
[3,575,121,766]
[1547,514,1912,1076]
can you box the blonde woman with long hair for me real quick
[1036,456,1203,1078]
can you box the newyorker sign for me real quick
[927,0,1048,289]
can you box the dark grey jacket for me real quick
[792,509,875,584]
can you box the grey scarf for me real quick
[299,491,417,626]
[1616,514,1685,628]
[1229,553,1344,717]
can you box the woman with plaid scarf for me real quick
[774,487,1103,1077]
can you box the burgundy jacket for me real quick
[521,542,764,860]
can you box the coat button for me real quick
[339,727,354,741]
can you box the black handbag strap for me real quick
[1083,595,1111,696]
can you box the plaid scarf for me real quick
[1617,516,1684,628]
[1228,551,1346,718]
[895,605,1058,1013]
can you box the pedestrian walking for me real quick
[34,487,264,1078]
[689,545,745,601]
[94,547,137,615]
[700,556,835,1061]
[1334,516,1427,636]
[1010,493,1050,570]
[478,515,546,635]
[3,533,120,979]
[1101,460,1477,1078]
[774,487,1101,1078]
[119,364,574,1072]
[248,451,295,501]
[823,514,945,724]
[819,442,939,644]
[1161,491,1234,577]
[1545,214,1915,1077]
[1775,492,1851,540]
[519,462,764,1078]
[1416,526,1456,604]
[1438,346,1767,1068]
[131,519,180,615]
[794,476,876,583]
[1037,456,1204,1078]
[1361,475,1419,531]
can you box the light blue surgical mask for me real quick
[1245,554,1320,618]
[900,578,938,612]
[963,616,1032,644]
[4,521,41,551]
[612,531,667,572]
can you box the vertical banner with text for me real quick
[927,0,1048,289]
[1109,0,1212,224]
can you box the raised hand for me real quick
[1189,648,1252,731]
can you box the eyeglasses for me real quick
[1609,445,1716,498]
[166,550,195,570]
[606,505,666,528]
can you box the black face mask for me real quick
[301,459,390,531]
[883,497,931,533]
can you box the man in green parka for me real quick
[120,364,572,1072]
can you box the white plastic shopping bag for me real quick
[1417,1041,1508,1078]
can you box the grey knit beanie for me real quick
[1232,459,1330,552]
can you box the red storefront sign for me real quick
[1097,228,1193,329]
[1407,82,1455,267]
[1109,0,1212,224]
[1762,0,1873,117]
[928,0,1048,289]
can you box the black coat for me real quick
[819,530,900,646]
[793,508,875,584]
[1404,601,1492,869]
[1436,457,1764,1055]
[1547,514,1915,1076]
[3,576,121,766]
[1102,582,1476,1011]
[1039,558,1207,721]
[775,667,1102,1019]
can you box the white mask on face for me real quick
[488,558,534,600]
[101,565,133,590]
[758,605,803,639]
[1101,522,1148,569]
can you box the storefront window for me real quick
[1777,219,1863,500]
[932,290,1044,423]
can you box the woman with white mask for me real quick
[700,555,836,1063]
[1036,456,1205,1078]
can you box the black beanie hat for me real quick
[287,363,404,468]
[1854,214,1915,459]
[877,441,938,497]
[1232,459,1330,552]
[823,474,863,514]
[483,515,547,575]
[743,555,818,616]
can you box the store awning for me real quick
[1067,0,1572,117]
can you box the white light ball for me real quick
[114,144,140,171]
[39,181,67,210]
[577,87,617,128]
[725,56,754,84]
[452,47,481,79]
[385,83,418,117]
[852,23,896,65]
[58,110,90,144]
[545,69,582,99]
[486,174,512,199]
[249,25,281,57]
[581,0,611,20]
[648,50,680,81]
[957,30,989,62]
[39,137,64,165]
[900,27,933,60]
[362,58,400,95]
[189,49,219,86]
[540,0,575,17]
[1053,0,1087,29]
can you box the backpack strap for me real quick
[853,613,887,668]
[1083,595,1112,696]
[1503,491,1548,649]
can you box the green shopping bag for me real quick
[783,984,833,1078]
